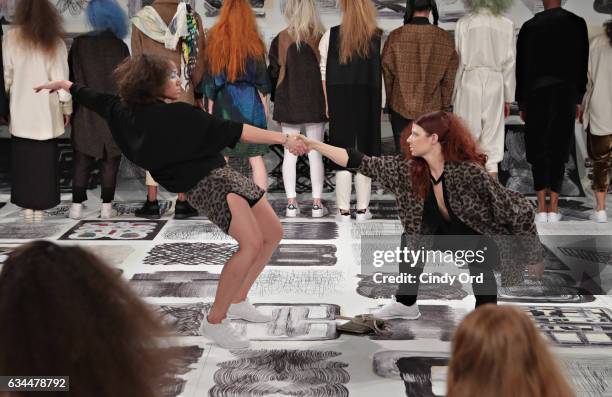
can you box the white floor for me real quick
[0,189,611,397]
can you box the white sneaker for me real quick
[33,210,44,222]
[372,302,421,320]
[337,211,352,223]
[547,212,563,223]
[311,204,329,218]
[286,203,300,217]
[100,203,116,219]
[228,299,273,323]
[534,212,548,223]
[200,317,250,349]
[589,210,608,223]
[69,203,83,220]
[356,209,373,222]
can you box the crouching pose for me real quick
[35,54,308,349]
[299,111,542,317]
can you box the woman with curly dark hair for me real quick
[583,19,612,223]
[35,54,307,349]
[299,111,542,318]
[0,241,173,397]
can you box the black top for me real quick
[423,176,478,236]
[69,84,244,193]
[516,7,589,110]
[326,25,382,88]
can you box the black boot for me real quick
[135,198,161,219]
[174,199,198,219]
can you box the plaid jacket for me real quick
[382,20,458,120]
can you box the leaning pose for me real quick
[35,54,307,349]
[299,111,542,318]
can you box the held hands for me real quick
[33,80,72,93]
[283,134,309,156]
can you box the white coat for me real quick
[453,10,515,173]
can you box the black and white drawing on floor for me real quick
[498,272,595,303]
[7,201,80,219]
[252,269,344,297]
[558,352,612,396]
[83,245,135,266]
[161,345,206,397]
[143,243,338,266]
[129,271,220,298]
[209,349,350,397]
[203,0,265,17]
[55,0,87,15]
[373,351,449,397]
[0,244,18,264]
[0,220,70,240]
[233,303,340,341]
[357,273,468,301]
[351,221,404,239]
[60,220,167,240]
[500,124,584,196]
[162,221,339,241]
[369,305,464,341]
[112,200,172,217]
[524,306,612,347]
[157,302,207,336]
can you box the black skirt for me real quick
[10,136,60,210]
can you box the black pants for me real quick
[72,150,121,204]
[390,108,412,154]
[524,85,576,193]
[395,233,498,308]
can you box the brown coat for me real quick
[355,154,541,287]
[131,0,206,105]
[382,20,458,120]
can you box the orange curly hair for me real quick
[205,0,266,82]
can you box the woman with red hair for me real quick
[300,111,542,318]
[203,0,271,191]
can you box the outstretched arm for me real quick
[241,124,307,156]
[299,135,349,168]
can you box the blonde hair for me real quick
[283,0,325,49]
[447,305,575,397]
[338,0,380,64]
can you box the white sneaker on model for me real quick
[100,203,116,219]
[372,302,421,320]
[311,204,329,218]
[589,210,608,223]
[547,212,563,223]
[534,212,548,223]
[228,299,274,323]
[356,209,373,222]
[68,203,83,220]
[286,203,300,218]
[200,317,250,349]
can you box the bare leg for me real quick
[148,185,158,201]
[232,197,283,303]
[549,191,559,213]
[535,189,547,213]
[249,156,268,191]
[207,194,263,324]
[596,191,607,211]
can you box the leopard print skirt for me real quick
[187,166,265,234]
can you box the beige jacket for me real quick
[3,28,72,140]
[131,0,207,105]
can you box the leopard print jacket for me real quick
[357,155,541,286]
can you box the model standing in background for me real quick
[131,0,205,219]
[383,0,458,154]
[68,0,130,220]
[268,0,328,218]
[320,0,382,222]
[583,20,612,223]
[516,0,589,222]
[2,0,71,221]
[204,0,272,192]
[453,0,515,178]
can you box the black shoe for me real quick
[135,199,161,219]
[174,200,198,219]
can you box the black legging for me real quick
[72,149,121,204]
[396,233,498,308]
